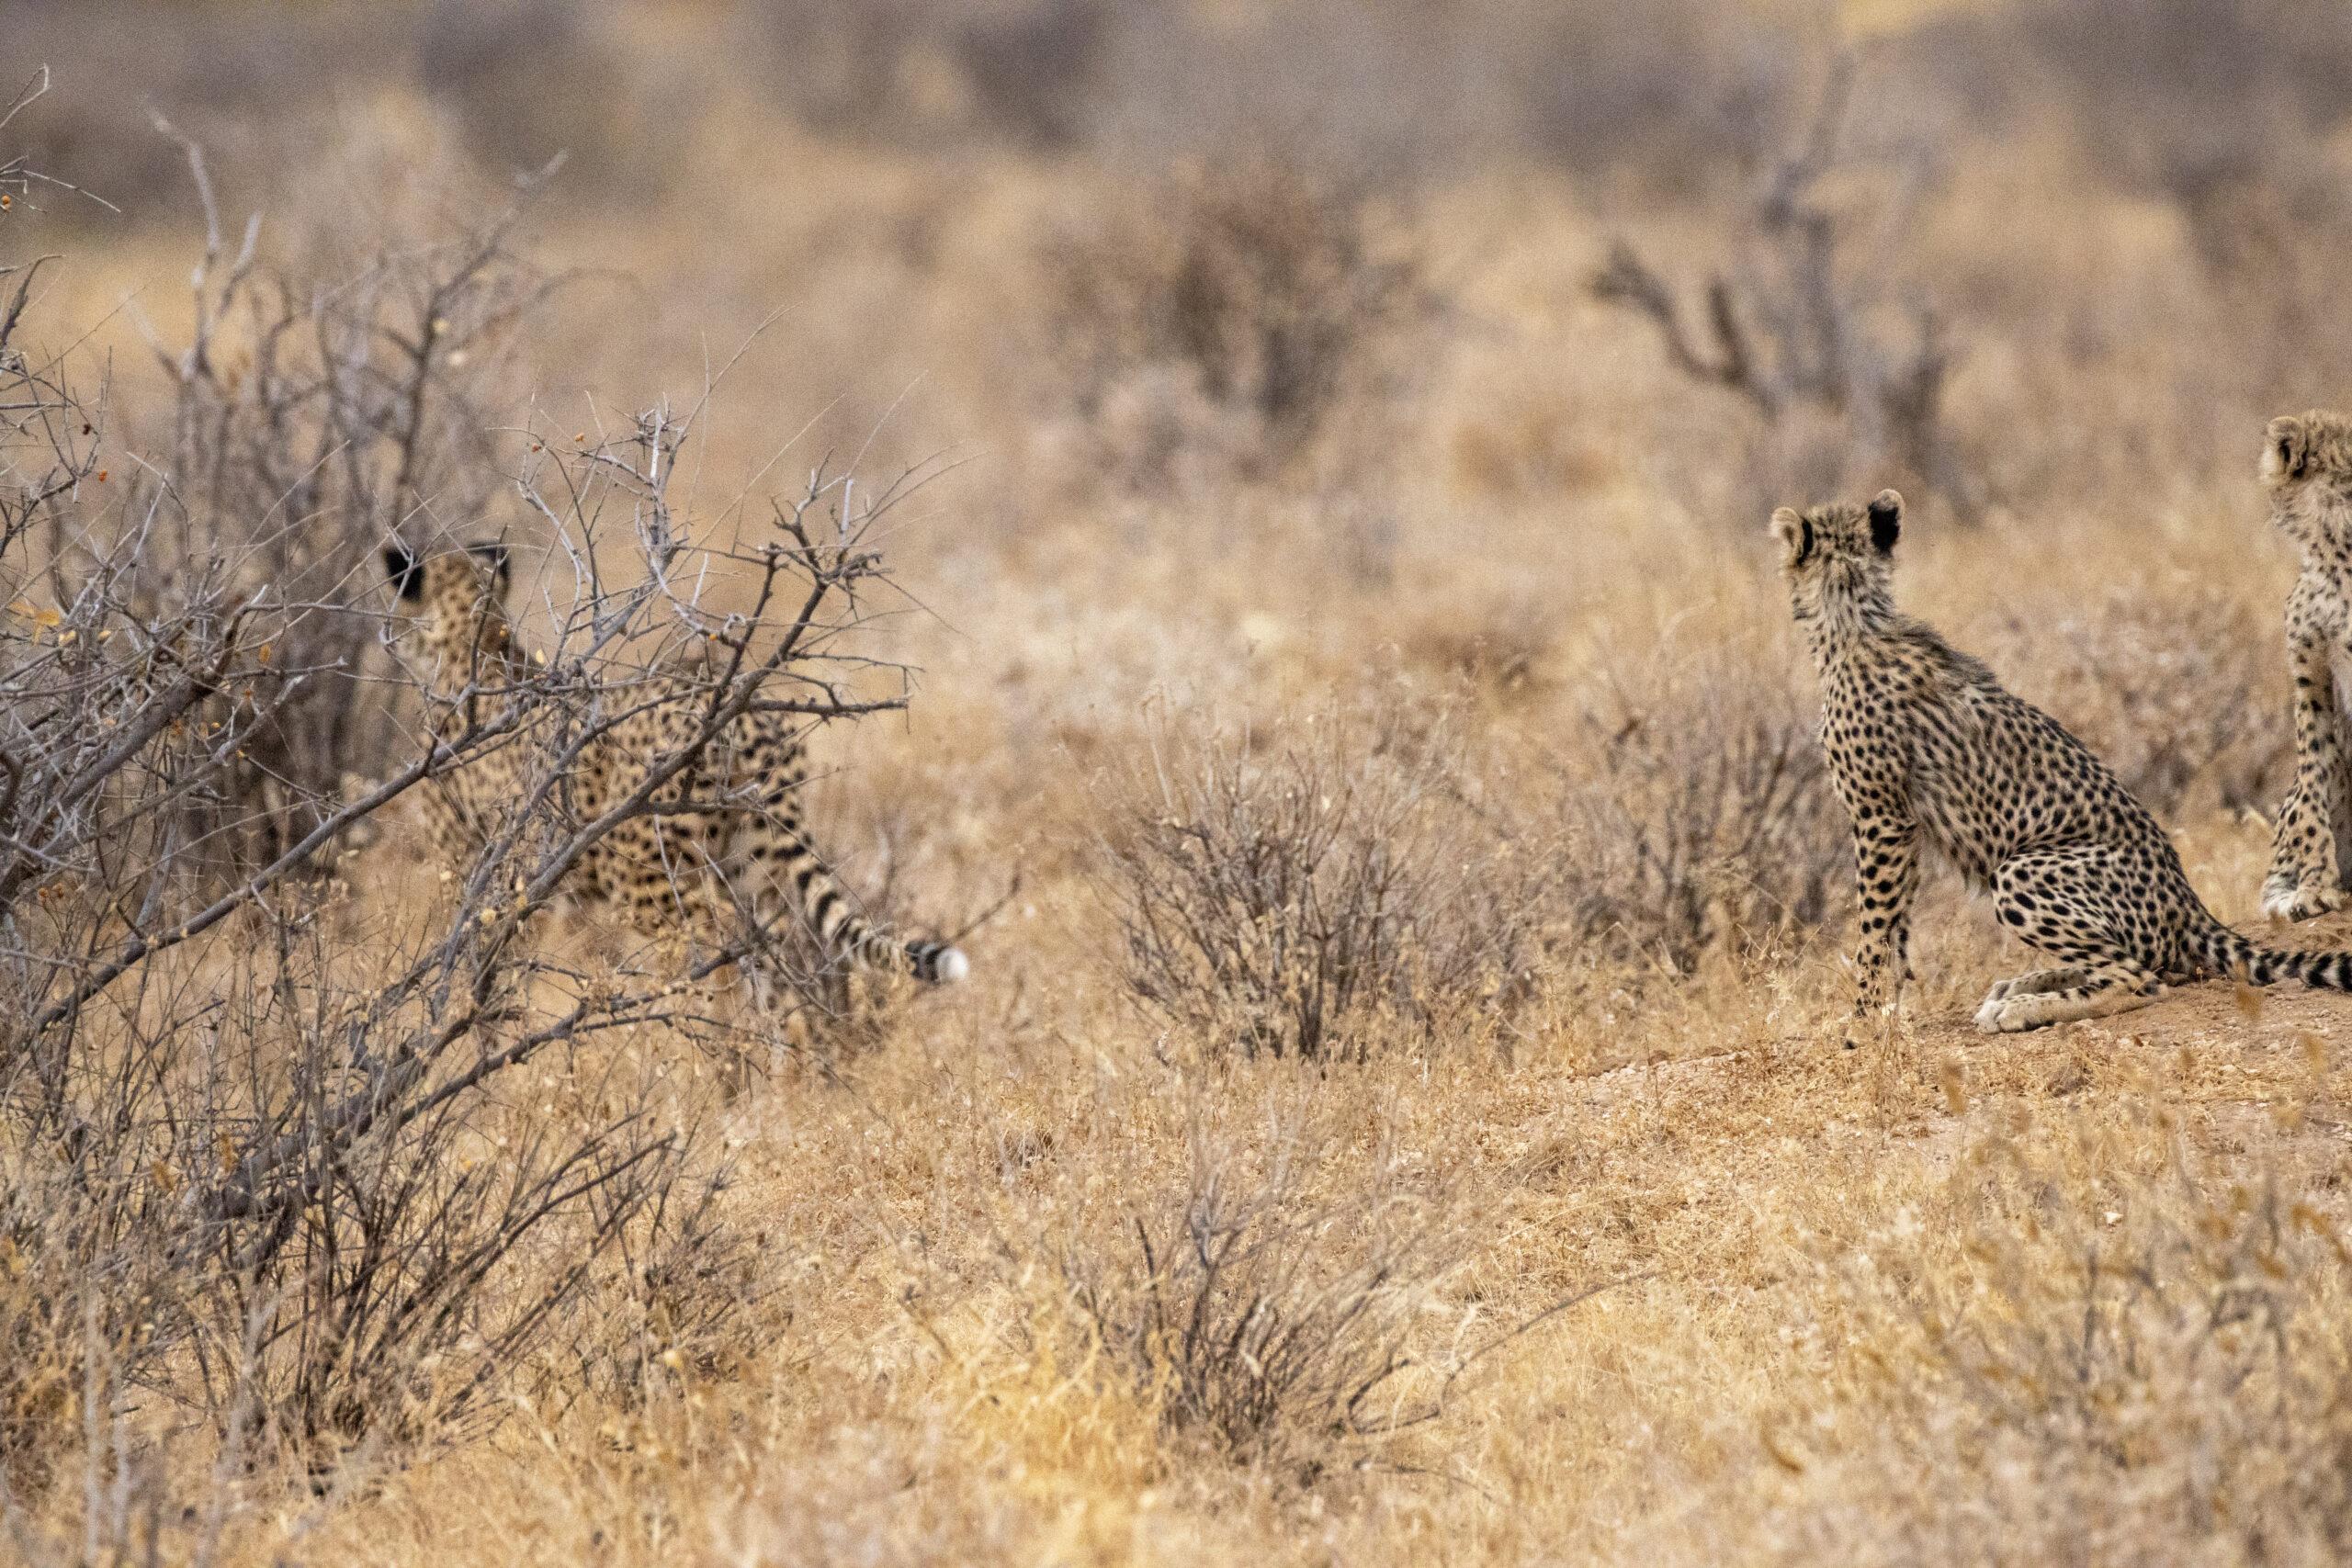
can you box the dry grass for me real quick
[7,3,2352,1563]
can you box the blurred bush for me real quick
[418,0,637,179]
[748,0,1107,150]
[2024,0,2352,197]
[1040,158,1423,493]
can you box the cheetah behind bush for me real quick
[384,541,968,991]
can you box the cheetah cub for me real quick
[2259,410,2352,922]
[1776,490,2352,1032]
[385,542,969,990]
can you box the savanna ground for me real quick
[9,1,2352,1562]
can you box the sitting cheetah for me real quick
[382,541,968,989]
[1774,490,2352,1032]
[2259,410,2352,923]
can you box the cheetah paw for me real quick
[1973,992,2054,1034]
[2262,881,2348,923]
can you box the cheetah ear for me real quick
[1868,490,1903,554]
[383,543,424,604]
[1770,506,1812,568]
[2266,415,2308,484]
[466,541,513,591]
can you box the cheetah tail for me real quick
[795,851,971,984]
[2195,922,2352,991]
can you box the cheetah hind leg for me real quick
[1978,966,2090,1005]
[1973,960,2162,1034]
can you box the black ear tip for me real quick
[383,542,424,602]
[466,541,514,582]
[1867,490,1902,552]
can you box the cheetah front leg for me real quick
[2263,613,2350,922]
[1849,814,1922,1019]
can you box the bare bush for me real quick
[1041,157,1421,491]
[1544,662,1850,975]
[138,123,557,876]
[1057,1111,1461,1469]
[1095,703,1550,1060]
[1593,60,1978,519]
[0,114,557,892]
[0,160,934,1486]
[1098,663,1849,1056]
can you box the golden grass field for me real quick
[10,2,2352,1562]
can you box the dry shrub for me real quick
[1040,156,1420,491]
[1095,702,1547,1061]
[5,125,558,883]
[1099,659,1849,1057]
[537,1153,779,1413]
[0,152,937,1498]
[1760,1094,2352,1564]
[0,1166,175,1501]
[1057,1105,1462,1471]
[1546,652,1851,975]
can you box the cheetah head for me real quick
[1770,489,1902,625]
[383,541,517,695]
[2262,411,2352,556]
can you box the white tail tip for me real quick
[937,947,970,983]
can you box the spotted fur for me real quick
[2259,410,2352,923]
[1776,490,2352,1033]
[384,543,968,988]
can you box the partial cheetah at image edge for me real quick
[1776,489,2352,1033]
[2260,409,2352,923]
[384,541,969,991]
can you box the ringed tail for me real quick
[786,842,969,984]
[2197,922,2352,991]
